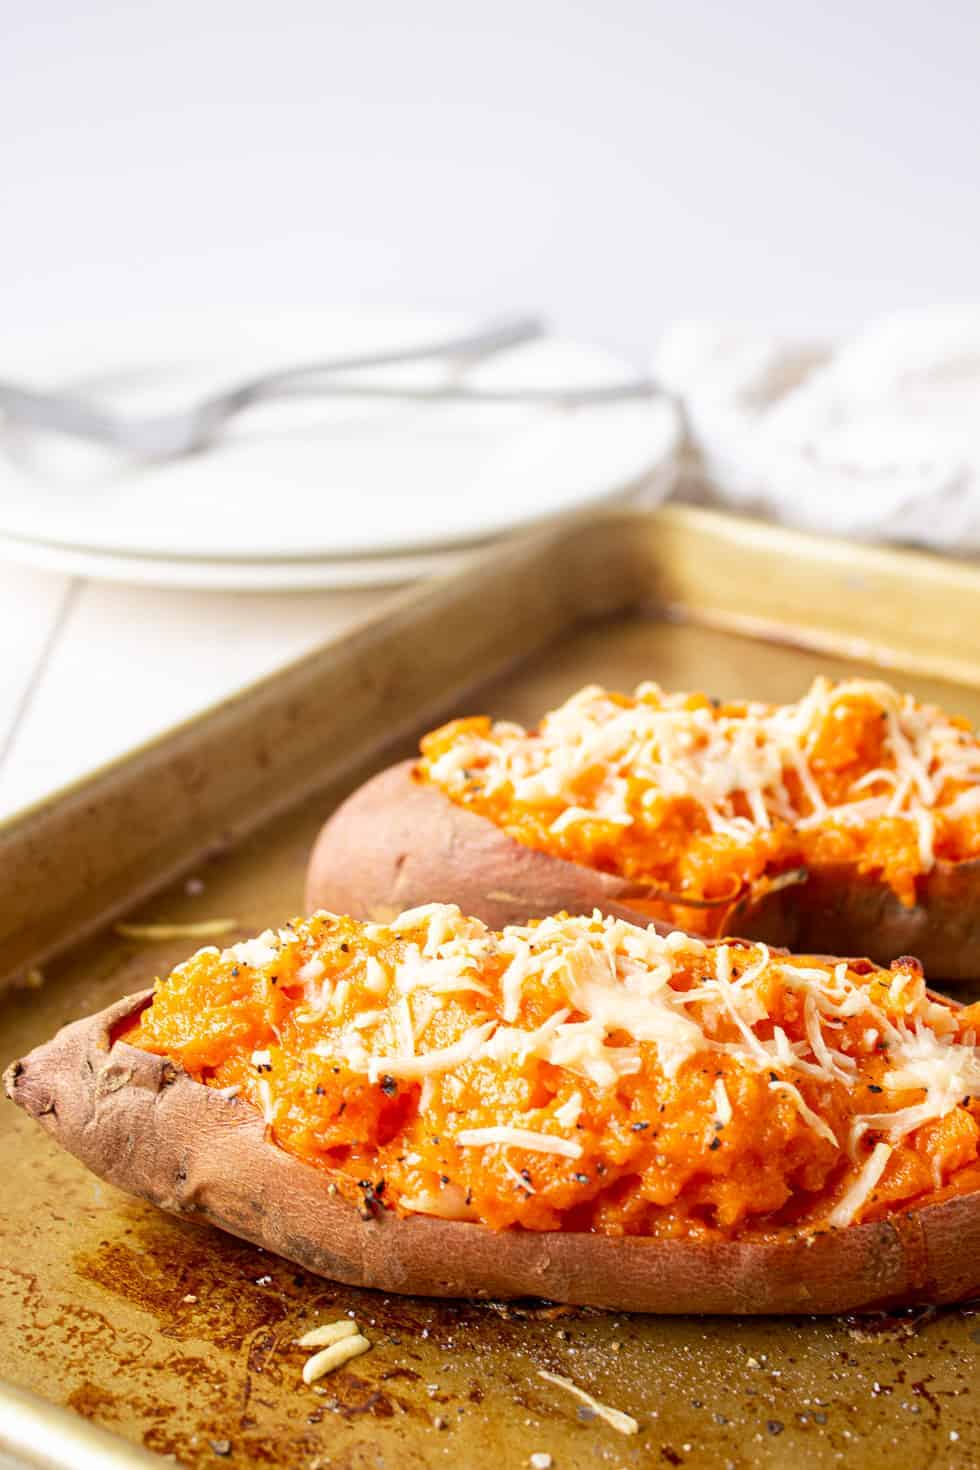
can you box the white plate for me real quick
[0,530,474,590]
[0,308,681,562]
[0,469,675,589]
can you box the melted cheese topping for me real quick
[127,904,980,1237]
[419,677,980,911]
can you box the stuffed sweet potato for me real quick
[8,903,980,1313]
[307,677,980,979]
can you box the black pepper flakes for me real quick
[380,1074,398,1096]
[631,1121,650,1132]
[709,1137,722,1151]
[356,1179,384,1219]
[573,1172,590,1184]
[868,1083,883,1093]
[767,1420,784,1436]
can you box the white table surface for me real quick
[0,563,395,821]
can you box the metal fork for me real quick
[0,314,574,461]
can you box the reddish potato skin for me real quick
[6,991,980,1314]
[730,861,980,983]
[305,761,664,931]
[307,761,980,981]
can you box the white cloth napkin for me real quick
[655,306,980,552]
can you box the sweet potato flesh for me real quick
[418,678,980,925]
[124,906,980,1239]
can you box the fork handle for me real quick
[0,380,118,444]
[205,315,547,417]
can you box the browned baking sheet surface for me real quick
[3,516,980,1469]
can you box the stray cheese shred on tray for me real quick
[124,902,980,1240]
[418,677,980,915]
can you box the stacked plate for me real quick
[0,309,682,589]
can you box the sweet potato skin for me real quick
[730,859,980,983]
[6,991,980,1315]
[306,761,980,980]
[306,760,659,930]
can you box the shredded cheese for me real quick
[366,1020,497,1081]
[828,1143,894,1228]
[503,1156,536,1193]
[229,932,280,968]
[713,1077,732,1128]
[257,1078,275,1125]
[298,955,325,985]
[768,1080,839,1149]
[177,901,980,1232]
[456,1127,583,1159]
[296,1319,359,1349]
[424,676,980,872]
[554,1091,584,1129]
[116,919,239,941]
[302,1332,371,1384]
[537,1370,639,1435]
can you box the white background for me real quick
[3,1,978,354]
[1,1,978,816]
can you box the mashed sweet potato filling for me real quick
[418,678,980,920]
[126,905,980,1239]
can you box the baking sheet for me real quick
[3,507,980,1470]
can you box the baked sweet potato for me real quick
[8,905,980,1314]
[306,758,659,930]
[307,678,980,979]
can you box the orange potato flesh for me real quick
[123,908,980,1239]
[418,685,980,925]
